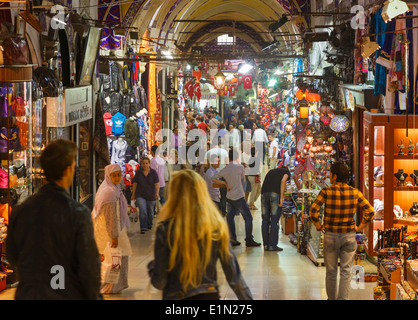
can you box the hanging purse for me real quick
[0,127,21,152]
[2,36,29,65]
[11,96,26,116]
[0,92,14,118]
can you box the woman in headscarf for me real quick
[92,164,132,294]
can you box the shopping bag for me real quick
[101,242,122,284]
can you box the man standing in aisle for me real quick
[6,140,101,299]
[252,124,269,165]
[150,145,166,213]
[309,162,375,300]
[212,148,261,247]
[268,133,279,170]
[260,165,290,251]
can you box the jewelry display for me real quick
[394,205,403,219]
[394,169,408,187]
[398,139,405,155]
[408,139,414,155]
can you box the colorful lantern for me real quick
[330,115,351,132]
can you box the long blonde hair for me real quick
[156,169,231,291]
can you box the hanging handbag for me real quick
[2,36,29,65]
[0,127,21,152]
[0,92,14,118]
[11,96,26,116]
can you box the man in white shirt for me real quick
[252,124,268,164]
[150,145,166,211]
[268,133,279,170]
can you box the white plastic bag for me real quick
[101,242,122,284]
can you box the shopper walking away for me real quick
[260,166,290,251]
[248,146,261,210]
[203,157,223,211]
[150,145,166,211]
[148,169,253,300]
[309,162,375,300]
[252,124,269,164]
[92,164,132,294]
[212,148,261,247]
[268,133,279,170]
[131,157,160,233]
[6,140,101,300]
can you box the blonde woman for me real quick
[147,169,252,300]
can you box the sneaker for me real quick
[230,240,241,246]
[268,246,283,252]
[246,239,261,247]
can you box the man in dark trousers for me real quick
[7,140,101,300]
[260,165,290,251]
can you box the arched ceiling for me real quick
[99,0,311,55]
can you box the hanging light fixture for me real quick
[381,0,410,22]
[330,114,351,132]
[214,69,226,90]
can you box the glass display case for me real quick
[363,113,388,256]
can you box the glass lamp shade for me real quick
[320,115,331,125]
[285,124,292,132]
[306,92,321,102]
[299,106,309,119]
[214,69,226,90]
[330,115,350,132]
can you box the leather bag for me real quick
[2,36,29,65]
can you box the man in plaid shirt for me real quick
[309,162,375,300]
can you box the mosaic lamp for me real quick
[330,114,350,132]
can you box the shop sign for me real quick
[340,84,378,111]
[201,94,217,100]
[166,77,178,99]
[46,85,93,127]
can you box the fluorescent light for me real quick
[274,69,284,75]
[161,50,173,59]
[53,17,67,26]
[268,79,277,87]
[269,93,278,99]
[238,63,253,74]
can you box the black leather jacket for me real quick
[6,183,101,300]
[148,220,253,300]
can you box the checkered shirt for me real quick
[309,182,375,234]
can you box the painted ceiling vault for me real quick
[98,0,311,54]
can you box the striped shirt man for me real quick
[309,182,375,234]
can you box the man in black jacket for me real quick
[7,140,101,300]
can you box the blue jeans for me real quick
[261,192,282,247]
[159,187,166,205]
[323,231,357,300]
[136,197,156,231]
[226,197,253,242]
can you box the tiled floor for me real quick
[0,203,376,300]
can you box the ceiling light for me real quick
[381,0,410,22]
[274,69,284,75]
[214,69,226,90]
[238,63,253,74]
[361,37,381,59]
[268,79,277,87]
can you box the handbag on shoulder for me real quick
[2,36,29,65]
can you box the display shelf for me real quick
[394,218,418,227]
[378,264,401,300]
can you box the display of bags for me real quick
[101,242,122,284]
[11,96,25,116]
[2,36,29,65]
[0,127,21,152]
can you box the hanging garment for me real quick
[103,112,113,136]
[109,62,124,92]
[127,91,139,118]
[111,139,127,172]
[124,118,139,148]
[94,96,111,165]
[125,146,139,163]
[107,137,113,159]
[121,94,130,116]
[138,86,148,110]
[111,112,127,136]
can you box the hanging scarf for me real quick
[93,164,129,231]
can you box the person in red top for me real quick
[197,116,209,136]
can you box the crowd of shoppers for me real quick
[4,103,374,301]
